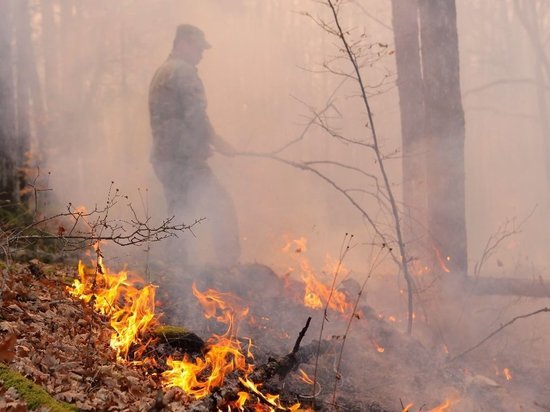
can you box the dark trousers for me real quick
[153,159,240,267]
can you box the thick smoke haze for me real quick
[3,0,549,409]
[15,1,548,309]
[35,1,548,277]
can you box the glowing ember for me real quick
[503,367,512,381]
[68,260,157,360]
[372,339,385,353]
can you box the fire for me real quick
[281,237,352,314]
[192,283,249,336]
[434,248,451,273]
[302,270,351,313]
[428,398,455,412]
[503,367,512,381]
[163,336,250,399]
[402,404,413,412]
[372,339,385,353]
[163,284,300,410]
[163,284,252,399]
[68,260,157,360]
[282,236,308,254]
[238,378,301,411]
[297,368,314,385]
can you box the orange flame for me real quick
[281,235,352,314]
[163,285,301,410]
[238,378,300,411]
[163,336,251,399]
[68,260,157,360]
[297,368,314,385]
[372,339,385,353]
[503,367,512,381]
[434,248,451,273]
[281,236,308,254]
[163,285,252,401]
[301,271,351,314]
[428,398,456,412]
[402,404,413,412]
[192,283,249,336]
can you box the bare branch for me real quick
[449,307,550,362]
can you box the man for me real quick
[149,24,240,266]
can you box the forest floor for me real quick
[0,257,549,412]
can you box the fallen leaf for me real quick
[0,334,17,362]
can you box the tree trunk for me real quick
[40,0,60,164]
[418,0,467,275]
[390,0,427,259]
[0,0,18,204]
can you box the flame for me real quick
[238,378,300,411]
[235,392,250,409]
[163,336,251,399]
[428,398,456,412]
[372,339,385,353]
[297,368,314,385]
[163,284,253,399]
[68,260,157,360]
[409,258,431,277]
[282,236,308,254]
[434,248,451,273]
[302,271,351,313]
[402,404,413,412]
[281,235,352,314]
[164,284,300,410]
[297,257,351,314]
[192,283,249,336]
[503,367,512,381]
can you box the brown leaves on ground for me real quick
[0,335,16,363]
[0,261,179,411]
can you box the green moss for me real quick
[152,325,205,353]
[0,363,77,412]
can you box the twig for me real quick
[330,243,389,410]
[449,307,550,362]
[325,0,415,334]
[312,233,352,403]
[292,316,312,355]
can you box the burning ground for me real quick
[0,246,549,411]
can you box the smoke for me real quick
[8,0,550,408]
